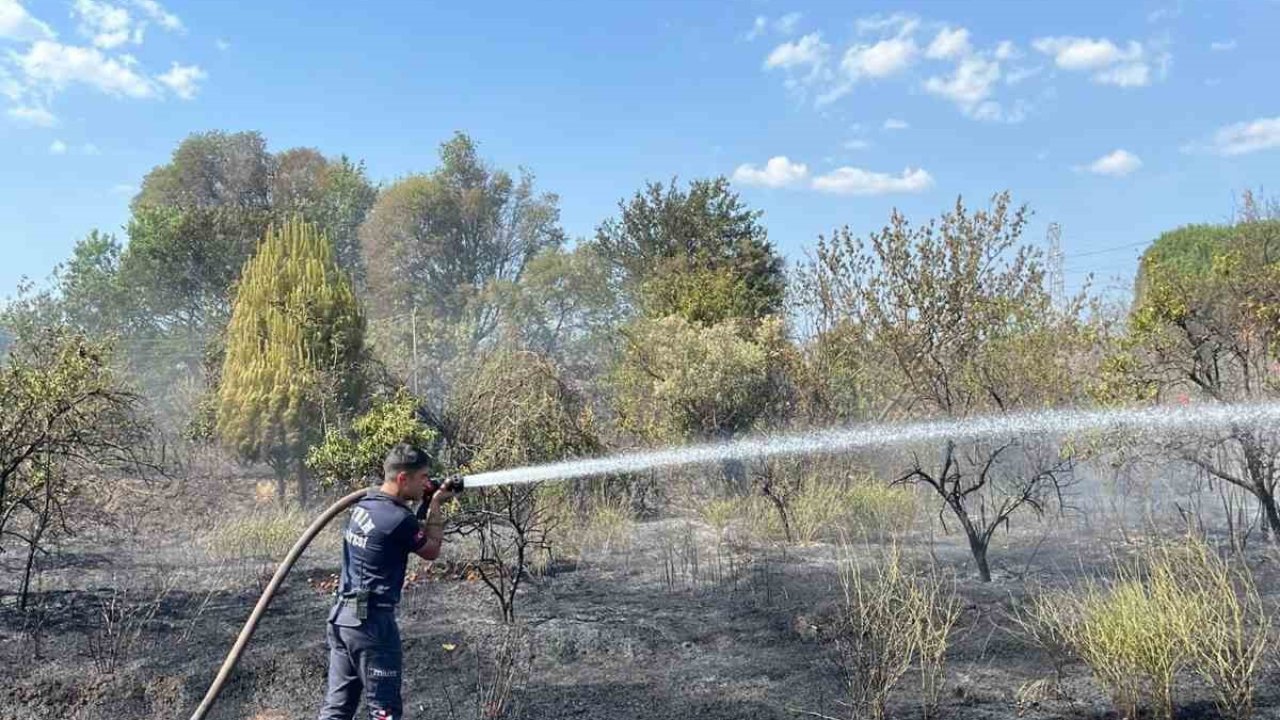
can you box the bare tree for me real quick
[800,192,1095,580]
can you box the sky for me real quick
[1,0,1278,301]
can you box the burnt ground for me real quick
[5,486,1280,720]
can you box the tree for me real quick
[215,218,366,503]
[1104,209,1280,540]
[446,349,598,622]
[496,244,623,377]
[133,130,273,211]
[306,389,439,490]
[359,132,564,398]
[592,176,785,323]
[0,326,153,610]
[272,149,378,282]
[611,315,792,446]
[803,193,1092,581]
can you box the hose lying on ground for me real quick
[188,487,369,720]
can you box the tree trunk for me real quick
[295,461,311,507]
[273,472,287,503]
[1259,492,1280,543]
[952,504,992,582]
[966,531,992,583]
[19,471,53,612]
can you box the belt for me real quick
[334,592,397,619]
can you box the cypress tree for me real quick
[216,217,365,502]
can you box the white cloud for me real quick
[855,13,918,37]
[764,32,828,71]
[776,12,802,35]
[1094,63,1149,87]
[1210,40,1237,51]
[747,13,803,41]
[812,166,933,195]
[1084,149,1142,176]
[924,55,1000,113]
[1192,116,1280,156]
[73,0,139,49]
[157,61,206,99]
[883,118,908,130]
[1031,36,1156,87]
[732,156,809,188]
[994,40,1018,60]
[925,27,971,60]
[843,138,870,150]
[0,0,55,42]
[1032,36,1139,70]
[1004,65,1042,85]
[48,138,100,155]
[130,0,182,32]
[842,36,917,79]
[6,104,56,126]
[14,40,156,98]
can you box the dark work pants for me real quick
[317,604,403,720]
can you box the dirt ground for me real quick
[5,479,1280,720]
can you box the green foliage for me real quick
[1025,538,1270,720]
[1133,224,1232,305]
[133,130,273,211]
[360,133,564,396]
[0,326,152,604]
[306,389,438,489]
[593,176,784,323]
[610,315,792,442]
[447,349,598,472]
[215,218,365,496]
[497,245,621,368]
[272,149,378,280]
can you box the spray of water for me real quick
[465,402,1280,489]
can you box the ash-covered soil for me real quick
[5,488,1280,720]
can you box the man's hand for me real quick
[433,474,464,503]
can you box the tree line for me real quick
[2,129,1278,584]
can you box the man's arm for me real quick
[412,492,450,561]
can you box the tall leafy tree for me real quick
[592,176,785,324]
[1103,210,1280,539]
[272,149,378,281]
[359,132,564,398]
[215,218,366,502]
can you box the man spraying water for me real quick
[317,443,463,720]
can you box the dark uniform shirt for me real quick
[337,489,427,606]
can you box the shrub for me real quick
[1019,536,1270,720]
[833,544,956,720]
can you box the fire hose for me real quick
[188,486,370,720]
[189,473,465,720]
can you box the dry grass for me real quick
[833,543,957,720]
[1018,536,1271,720]
[198,505,332,588]
[695,476,916,547]
[537,486,636,572]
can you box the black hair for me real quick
[383,442,432,480]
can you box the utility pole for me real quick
[411,305,419,396]
[1047,222,1064,307]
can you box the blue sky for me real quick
[2,0,1278,301]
